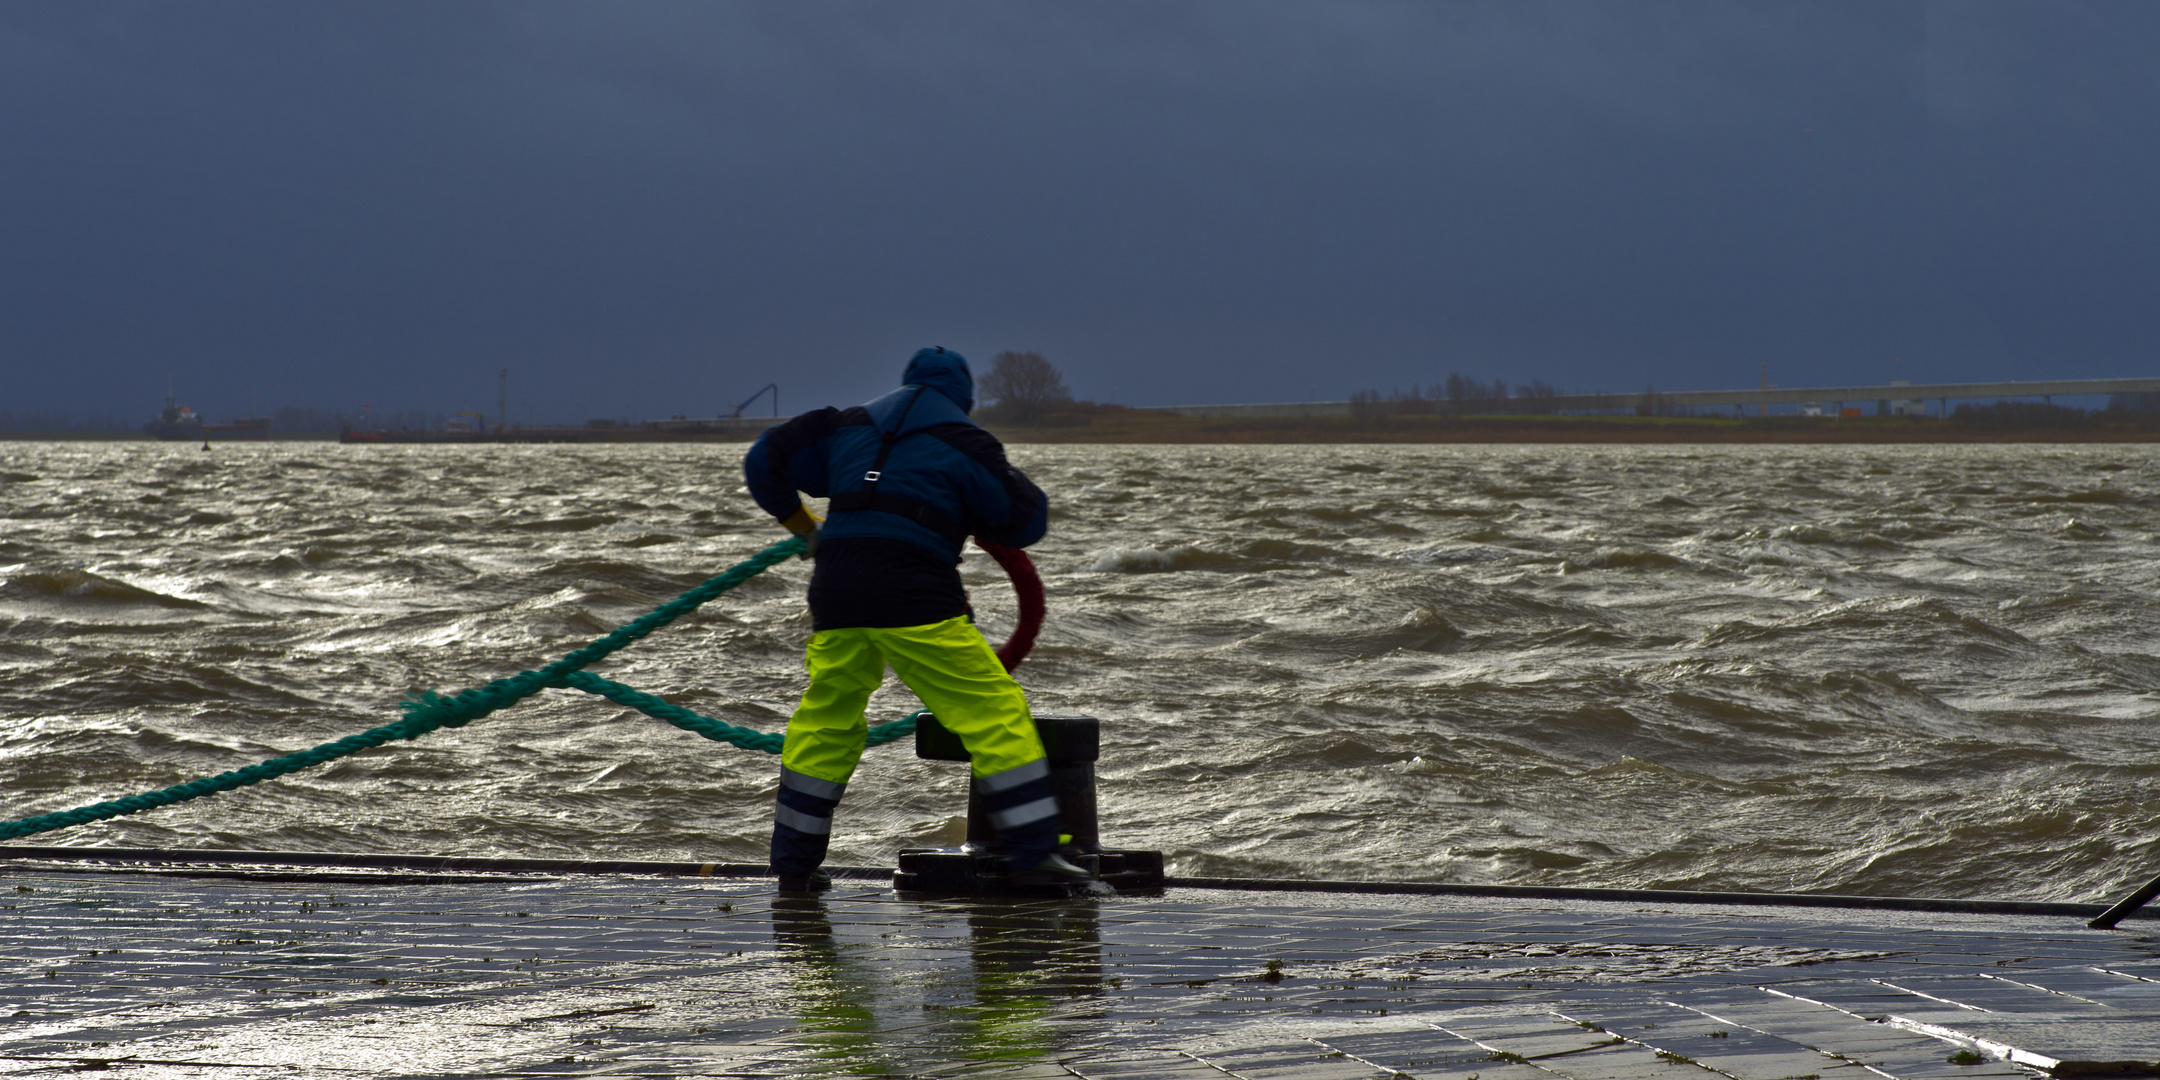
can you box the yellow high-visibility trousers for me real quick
[781,615,1046,785]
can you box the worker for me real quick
[742,347,1086,893]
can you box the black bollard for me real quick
[927,713,1098,854]
[896,712,1163,896]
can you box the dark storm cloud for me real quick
[4,1,2158,422]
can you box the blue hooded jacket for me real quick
[742,347,1049,629]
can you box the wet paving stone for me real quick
[3,870,2160,1076]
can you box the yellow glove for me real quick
[780,505,822,559]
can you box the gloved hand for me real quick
[780,505,821,560]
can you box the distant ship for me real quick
[143,391,203,441]
[143,384,272,441]
[338,416,778,443]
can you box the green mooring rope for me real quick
[558,671,921,754]
[0,535,920,842]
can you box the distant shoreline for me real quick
[9,413,2160,444]
[0,432,341,442]
[991,411,2160,444]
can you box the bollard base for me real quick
[894,848,1165,898]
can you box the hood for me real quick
[901,346,974,414]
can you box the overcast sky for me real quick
[5,1,2158,422]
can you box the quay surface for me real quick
[4,867,2159,1079]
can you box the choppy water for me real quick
[3,441,2158,901]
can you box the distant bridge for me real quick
[1137,377,2160,418]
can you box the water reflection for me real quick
[769,896,1104,1072]
[954,901,1106,1061]
[770,896,890,1075]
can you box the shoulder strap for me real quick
[826,385,968,545]
[861,385,930,493]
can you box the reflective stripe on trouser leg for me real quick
[973,757,1063,869]
[870,615,1063,869]
[771,771,845,876]
[772,630,885,876]
[776,766,846,836]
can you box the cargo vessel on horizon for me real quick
[337,375,782,443]
[338,415,776,443]
[141,391,202,440]
[143,383,272,441]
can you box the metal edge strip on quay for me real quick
[2,845,2147,921]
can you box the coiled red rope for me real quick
[976,539,1046,671]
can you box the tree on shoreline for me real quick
[979,350,1073,423]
